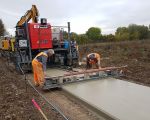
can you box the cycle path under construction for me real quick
[44,68,150,120]
[63,77,150,120]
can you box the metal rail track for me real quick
[17,63,125,120]
[27,80,69,120]
[3,56,69,119]
[18,64,69,120]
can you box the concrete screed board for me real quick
[63,78,150,120]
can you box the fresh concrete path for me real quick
[63,78,150,120]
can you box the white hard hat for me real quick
[48,49,55,54]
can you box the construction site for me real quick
[1,4,150,120]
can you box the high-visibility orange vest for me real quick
[34,52,48,60]
[87,53,100,64]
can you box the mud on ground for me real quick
[0,58,63,120]
[0,58,102,120]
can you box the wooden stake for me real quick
[32,99,48,120]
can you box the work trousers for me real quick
[32,59,44,86]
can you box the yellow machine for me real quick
[17,5,39,26]
[1,36,15,51]
[0,4,38,54]
[2,40,9,50]
[10,38,15,51]
[2,36,10,50]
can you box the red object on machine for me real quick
[28,23,52,49]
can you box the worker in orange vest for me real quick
[86,53,101,69]
[32,49,55,87]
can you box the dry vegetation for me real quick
[0,40,150,120]
[79,40,150,85]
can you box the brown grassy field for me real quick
[0,40,150,120]
[79,40,150,86]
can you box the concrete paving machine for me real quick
[43,66,127,90]
[13,5,78,72]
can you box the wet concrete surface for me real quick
[46,68,67,77]
[42,69,106,120]
[63,78,150,120]
[45,68,150,120]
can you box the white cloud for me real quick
[7,28,15,36]
[0,9,21,17]
[0,0,150,35]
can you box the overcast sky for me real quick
[0,0,150,35]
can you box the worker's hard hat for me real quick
[47,49,55,55]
